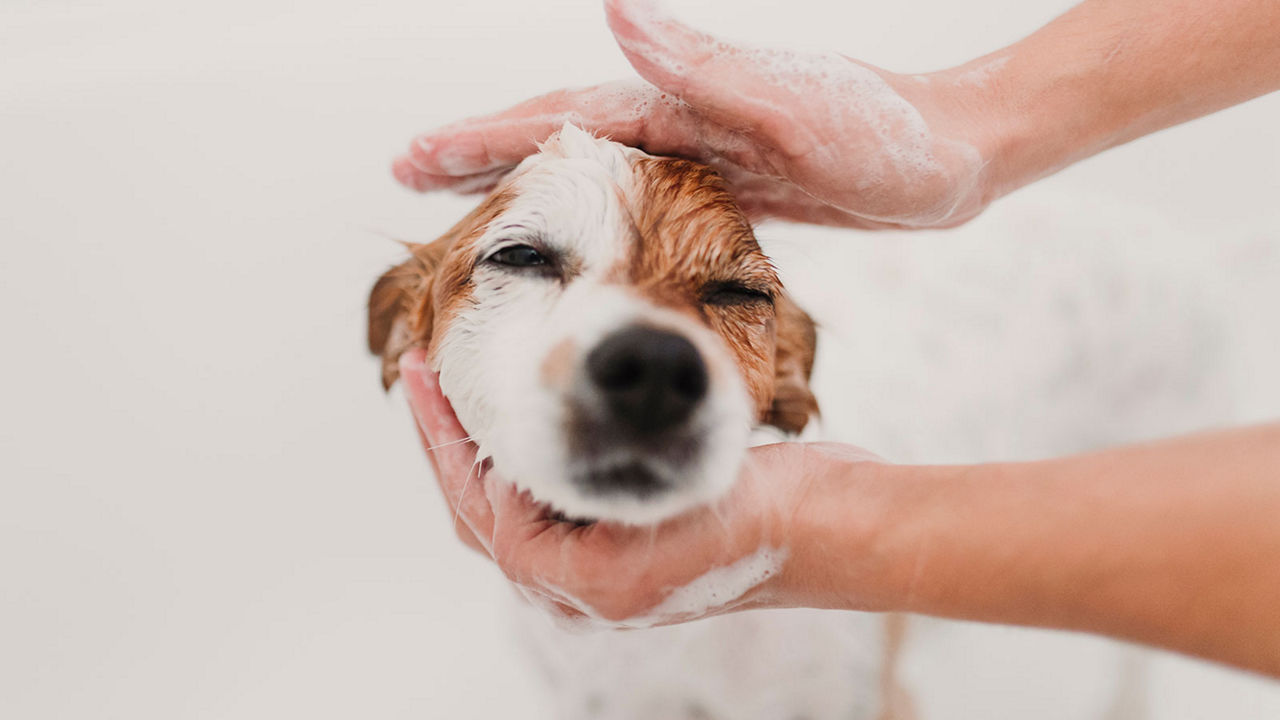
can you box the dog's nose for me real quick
[586,326,708,435]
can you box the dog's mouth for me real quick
[565,400,707,507]
[571,460,670,500]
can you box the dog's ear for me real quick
[764,293,819,434]
[367,240,448,390]
[368,188,516,390]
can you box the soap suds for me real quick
[955,55,1010,87]
[611,0,941,177]
[538,545,788,631]
[608,0,985,226]
[631,545,787,626]
[431,143,475,176]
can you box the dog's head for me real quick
[370,124,817,524]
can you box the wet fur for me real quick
[369,136,816,435]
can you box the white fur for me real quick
[433,124,753,524]
[514,600,887,720]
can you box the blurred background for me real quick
[2,0,1278,717]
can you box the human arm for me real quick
[393,0,1280,229]
[807,424,1280,679]
[401,349,1280,676]
[969,0,1280,201]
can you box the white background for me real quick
[2,0,1279,717]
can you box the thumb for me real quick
[604,0,783,134]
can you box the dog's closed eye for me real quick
[700,281,775,307]
[483,242,562,279]
[488,244,548,268]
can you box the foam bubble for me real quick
[610,0,984,224]
[539,545,789,630]
[955,55,1011,88]
[632,545,787,626]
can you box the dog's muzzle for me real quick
[570,324,711,499]
[587,325,709,435]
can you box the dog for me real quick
[368,124,904,719]
[369,123,818,524]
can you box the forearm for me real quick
[870,425,1280,676]
[946,0,1280,200]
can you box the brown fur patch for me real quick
[622,156,818,432]
[765,293,820,433]
[367,150,819,435]
[367,187,513,387]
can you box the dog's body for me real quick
[368,125,1229,718]
[515,600,897,720]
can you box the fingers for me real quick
[392,80,693,193]
[400,349,474,477]
[408,419,489,556]
[738,190,902,230]
[603,0,795,137]
[512,584,605,632]
[393,0,804,196]
[711,167,899,229]
[392,160,509,194]
[399,349,497,546]
[604,0,709,97]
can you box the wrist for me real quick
[781,448,970,613]
[924,50,1122,207]
[925,0,1276,204]
[784,454,1037,622]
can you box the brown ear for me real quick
[367,241,447,390]
[367,186,517,390]
[763,293,819,434]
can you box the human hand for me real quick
[398,348,907,627]
[393,0,999,230]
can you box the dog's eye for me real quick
[487,244,548,268]
[701,282,774,307]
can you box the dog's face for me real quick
[370,125,816,524]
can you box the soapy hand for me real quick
[398,349,900,627]
[393,0,995,229]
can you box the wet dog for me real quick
[369,123,818,524]
[368,125,899,719]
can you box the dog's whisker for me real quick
[426,435,474,452]
[452,454,484,539]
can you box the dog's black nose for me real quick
[586,326,708,435]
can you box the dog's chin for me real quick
[483,426,748,526]
[573,461,671,502]
[541,462,672,525]
[548,461,740,526]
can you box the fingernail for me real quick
[411,134,469,176]
[392,156,425,190]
